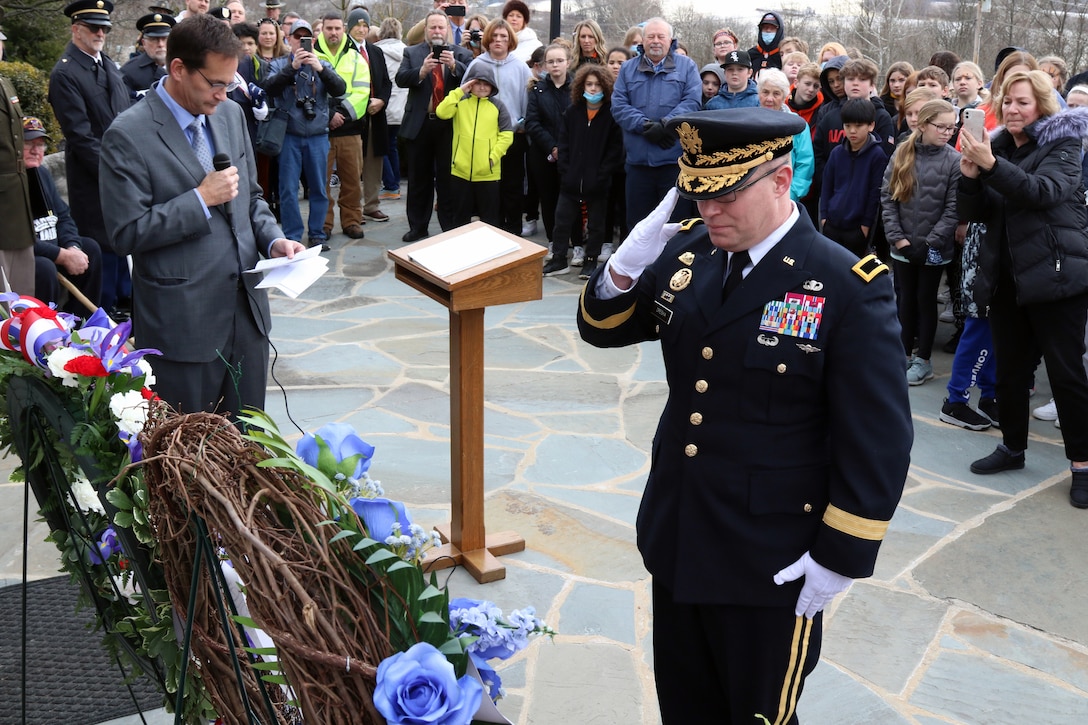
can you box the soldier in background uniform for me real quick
[577,107,913,724]
[121,11,175,99]
[0,73,35,294]
[48,0,132,316]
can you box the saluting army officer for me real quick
[577,108,913,724]
[121,11,176,99]
[48,0,133,315]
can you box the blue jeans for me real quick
[382,124,401,191]
[279,133,330,241]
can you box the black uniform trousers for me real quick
[989,267,1088,461]
[404,116,456,236]
[652,580,821,725]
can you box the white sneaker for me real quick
[521,219,538,236]
[571,246,585,266]
[600,242,614,262]
[1033,398,1058,421]
[544,242,553,262]
[939,305,955,323]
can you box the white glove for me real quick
[253,101,270,122]
[773,551,852,619]
[607,187,683,281]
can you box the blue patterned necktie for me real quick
[189,117,213,173]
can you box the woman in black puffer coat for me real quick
[958,69,1088,506]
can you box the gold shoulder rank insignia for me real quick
[678,218,704,232]
[678,251,695,266]
[852,254,889,283]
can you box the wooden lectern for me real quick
[388,222,547,582]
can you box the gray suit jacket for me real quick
[100,89,283,363]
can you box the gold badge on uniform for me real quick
[669,268,692,291]
[660,290,675,303]
[678,252,695,266]
[783,256,795,266]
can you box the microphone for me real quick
[212,152,232,219]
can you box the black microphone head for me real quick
[212,152,231,171]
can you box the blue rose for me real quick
[296,423,374,480]
[374,642,483,725]
[350,496,413,541]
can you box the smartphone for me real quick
[432,43,446,60]
[961,107,985,142]
[300,37,312,53]
[445,5,466,16]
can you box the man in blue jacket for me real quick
[611,17,701,231]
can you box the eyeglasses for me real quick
[714,164,783,203]
[195,68,240,92]
[77,22,111,35]
[926,122,956,135]
[713,41,735,48]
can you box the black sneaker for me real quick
[942,327,962,354]
[939,399,991,431]
[970,446,1024,475]
[978,398,999,428]
[1071,469,1088,508]
[543,257,570,276]
[580,258,598,280]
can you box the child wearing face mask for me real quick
[542,64,624,279]
[747,11,784,72]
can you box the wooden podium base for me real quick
[422,524,526,583]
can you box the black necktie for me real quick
[723,250,750,301]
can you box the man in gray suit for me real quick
[100,13,305,416]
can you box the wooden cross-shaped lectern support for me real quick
[388,222,547,583]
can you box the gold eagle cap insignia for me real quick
[676,122,702,154]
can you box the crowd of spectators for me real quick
[4,2,1088,492]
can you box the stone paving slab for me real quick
[4,192,1088,724]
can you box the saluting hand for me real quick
[607,187,682,290]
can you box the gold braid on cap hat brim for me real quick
[674,137,787,194]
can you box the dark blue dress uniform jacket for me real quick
[577,212,913,607]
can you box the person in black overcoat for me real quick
[48,0,134,313]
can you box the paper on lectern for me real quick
[408,227,520,277]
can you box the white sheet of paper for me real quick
[247,244,324,272]
[253,256,329,298]
[407,227,520,277]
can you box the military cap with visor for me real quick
[667,107,805,200]
[65,0,115,28]
[137,11,175,37]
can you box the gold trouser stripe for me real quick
[822,503,890,541]
[774,615,812,725]
[578,286,637,330]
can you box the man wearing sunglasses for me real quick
[578,108,911,724]
[49,0,133,318]
[100,14,304,416]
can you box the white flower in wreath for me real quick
[135,358,156,387]
[70,475,106,515]
[109,390,149,436]
[46,347,94,388]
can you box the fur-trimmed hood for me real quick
[1033,106,1088,145]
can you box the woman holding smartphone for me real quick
[958,69,1088,508]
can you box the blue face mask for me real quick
[583,90,604,104]
[761,31,776,45]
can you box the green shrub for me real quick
[0,61,61,154]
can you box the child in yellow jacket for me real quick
[436,63,514,228]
